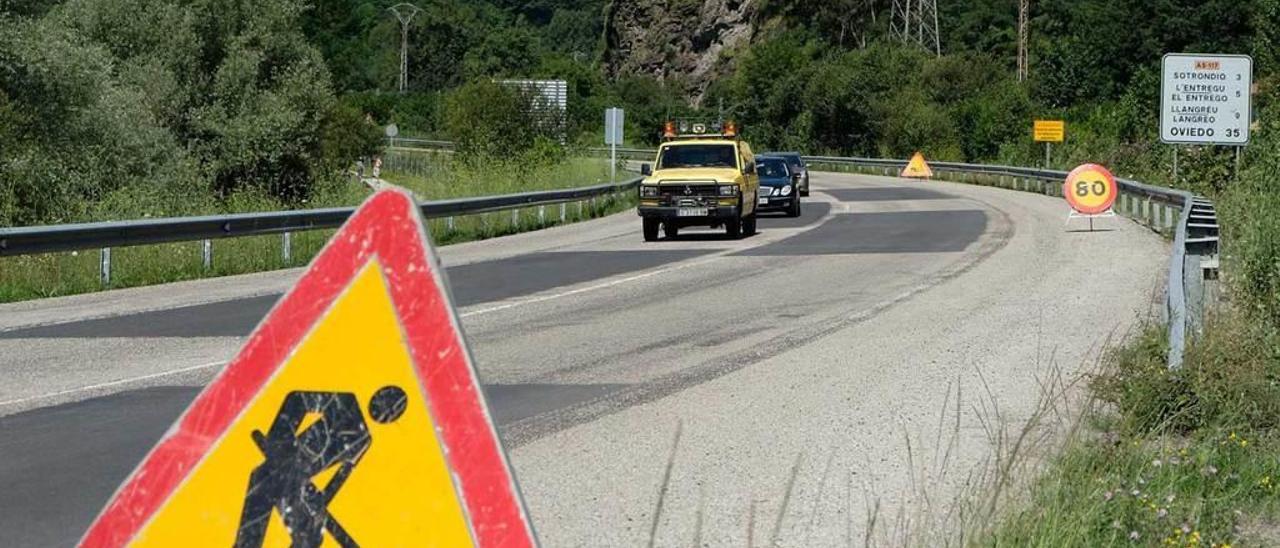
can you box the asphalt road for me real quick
[0,172,1167,546]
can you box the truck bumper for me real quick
[638,205,740,223]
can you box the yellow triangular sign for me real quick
[81,189,535,547]
[901,152,933,178]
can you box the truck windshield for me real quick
[658,144,738,169]
[757,159,790,178]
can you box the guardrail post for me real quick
[578,200,584,218]
[282,232,292,263]
[99,247,111,287]
[446,216,454,232]
[202,239,212,270]
[560,203,566,222]
[538,205,545,225]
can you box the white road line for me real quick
[459,255,719,318]
[0,360,225,408]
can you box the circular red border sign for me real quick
[1062,163,1118,215]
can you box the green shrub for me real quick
[443,79,561,164]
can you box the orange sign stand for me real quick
[80,189,535,547]
[900,152,934,178]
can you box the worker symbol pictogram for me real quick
[235,386,407,548]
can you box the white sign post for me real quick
[1161,54,1252,179]
[605,108,625,182]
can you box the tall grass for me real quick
[0,151,634,303]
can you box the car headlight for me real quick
[640,185,659,198]
[718,185,738,196]
[781,185,792,196]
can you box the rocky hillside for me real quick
[602,0,758,104]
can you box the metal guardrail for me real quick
[386,137,454,150]
[0,179,641,256]
[0,177,641,294]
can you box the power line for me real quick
[388,3,422,93]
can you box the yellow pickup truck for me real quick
[637,121,760,241]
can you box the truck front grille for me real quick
[658,184,719,198]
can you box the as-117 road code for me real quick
[1160,53,1252,145]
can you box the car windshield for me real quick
[757,159,789,178]
[658,144,738,169]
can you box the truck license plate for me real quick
[677,207,707,217]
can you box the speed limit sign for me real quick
[1063,164,1118,215]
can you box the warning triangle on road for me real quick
[80,189,536,548]
[900,152,934,178]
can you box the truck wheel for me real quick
[725,216,742,239]
[743,214,757,236]
[643,218,660,241]
[787,198,801,218]
[663,223,679,239]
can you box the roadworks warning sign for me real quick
[901,152,933,178]
[80,189,536,548]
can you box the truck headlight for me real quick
[640,185,659,198]
[718,185,738,196]
[781,185,792,196]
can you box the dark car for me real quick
[754,155,801,217]
[761,152,809,196]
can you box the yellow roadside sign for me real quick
[81,189,536,548]
[900,152,933,178]
[1034,120,1066,142]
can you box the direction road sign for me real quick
[1160,53,1252,145]
[1033,120,1065,142]
[81,189,535,547]
[1063,163,1118,215]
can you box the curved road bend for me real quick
[0,171,1166,546]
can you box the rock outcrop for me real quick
[602,0,757,104]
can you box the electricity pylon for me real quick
[388,3,422,93]
[891,0,940,56]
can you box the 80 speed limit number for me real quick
[1063,163,1118,215]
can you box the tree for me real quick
[442,79,540,161]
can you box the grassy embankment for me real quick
[0,151,633,303]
